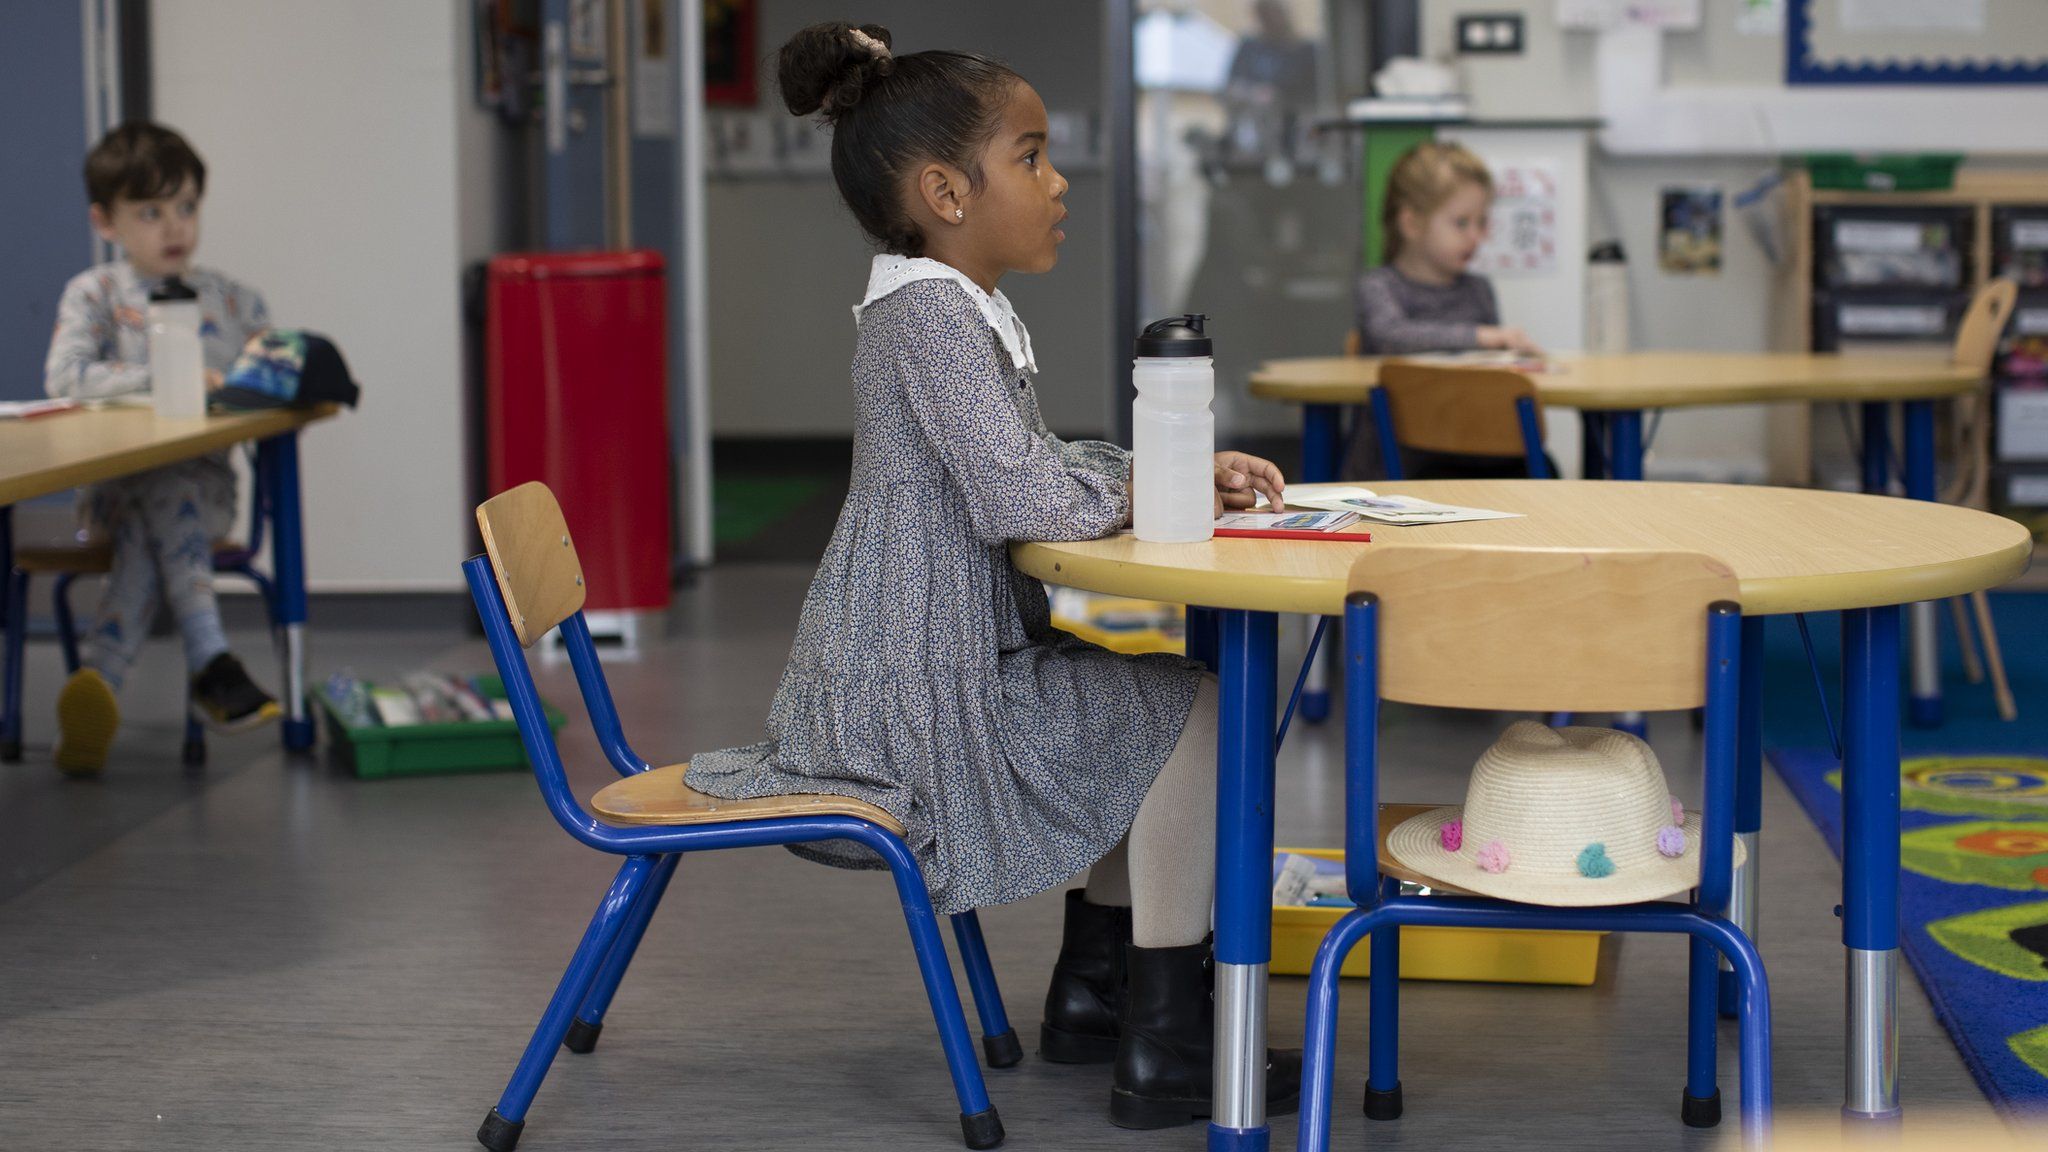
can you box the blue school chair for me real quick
[1297,546,1773,1151]
[1,456,280,766]
[1369,362,1551,480]
[466,481,1015,1152]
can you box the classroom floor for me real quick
[0,565,1998,1150]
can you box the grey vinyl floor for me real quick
[0,564,1991,1150]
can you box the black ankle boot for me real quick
[1040,890,1131,1063]
[1110,941,1303,1130]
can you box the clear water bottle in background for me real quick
[1132,314,1216,543]
[1585,241,1630,355]
[148,276,206,419]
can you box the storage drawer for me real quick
[1815,206,1972,291]
[1999,385,2048,463]
[1997,464,2048,511]
[1813,291,1964,350]
[1993,205,2048,288]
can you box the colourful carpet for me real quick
[1763,594,2048,1115]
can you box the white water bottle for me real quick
[148,276,206,419]
[1132,315,1216,543]
[1585,241,1630,355]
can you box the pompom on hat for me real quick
[1385,721,1744,907]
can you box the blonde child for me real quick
[1353,140,1552,478]
[686,21,1300,1129]
[1356,140,1536,356]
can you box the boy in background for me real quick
[43,121,278,776]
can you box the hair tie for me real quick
[848,28,889,59]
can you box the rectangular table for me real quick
[1,404,336,756]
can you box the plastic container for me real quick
[1270,847,1604,985]
[1803,153,1961,193]
[1812,290,1965,350]
[486,250,673,613]
[1585,241,1629,355]
[1813,206,1971,291]
[147,277,206,419]
[1993,206,2048,288]
[1047,589,1185,655]
[1131,315,1215,543]
[319,675,565,779]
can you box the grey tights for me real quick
[1082,675,1218,947]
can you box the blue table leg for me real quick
[1902,400,1941,728]
[1841,606,1902,1122]
[1580,412,1609,479]
[1606,409,1647,737]
[1608,409,1644,481]
[1859,402,1891,496]
[1212,608,1278,1152]
[259,435,313,751]
[1,506,22,762]
[1298,405,1342,726]
[1722,615,1766,1017]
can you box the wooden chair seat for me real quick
[13,539,247,574]
[590,762,906,836]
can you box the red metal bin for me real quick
[485,250,672,613]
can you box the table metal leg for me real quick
[1608,409,1644,481]
[1580,411,1608,479]
[1298,405,1342,726]
[1841,606,1902,1121]
[1901,400,1941,728]
[259,435,313,751]
[1859,402,1890,496]
[1722,615,1765,1017]
[1607,408,1646,736]
[1213,609,1278,1151]
[1,506,21,762]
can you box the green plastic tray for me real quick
[1803,153,1962,193]
[319,674,566,779]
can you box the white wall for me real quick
[153,0,478,590]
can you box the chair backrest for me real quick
[1376,362,1544,458]
[476,481,587,648]
[1953,278,2018,375]
[1347,545,1738,713]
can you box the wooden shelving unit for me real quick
[1775,167,2048,588]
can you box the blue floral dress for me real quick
[688,262,1204,915]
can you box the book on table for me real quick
[1211,509,1370,542]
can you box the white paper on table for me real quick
[1279,487,1524,526]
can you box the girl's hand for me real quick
[1477,325,1543,356]
[1213,451,1286,516]
[205,369,225,393]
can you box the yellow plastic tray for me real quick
[1051,595,1185,656]
[1272,848,1604,986]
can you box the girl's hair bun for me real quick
[778,22,895,122]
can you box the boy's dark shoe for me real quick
[190,653,281,732]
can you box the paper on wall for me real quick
[1469,162,1559,278]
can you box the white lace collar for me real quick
[853,254,1038,375]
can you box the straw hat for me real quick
[1385,721,1745,907]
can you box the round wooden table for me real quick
[1249,352,1989,729]
[1014,480,2031,1144]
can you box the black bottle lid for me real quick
[1589,241,1627,264]
[1135,314,1212,358]
[149,276,199,303]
